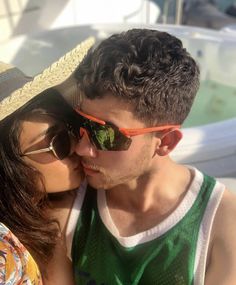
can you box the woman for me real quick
[0,89,82,284]
[0,37,94,284]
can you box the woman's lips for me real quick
[74,161,83,171]
[74,164,82,171]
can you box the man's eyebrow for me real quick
[27,124,60,145]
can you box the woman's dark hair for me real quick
[0,88,78,273]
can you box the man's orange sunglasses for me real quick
[76,108,180,151]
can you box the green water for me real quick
[183,80,236,128]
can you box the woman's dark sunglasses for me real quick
[22,128,76,160]
[76,109,181,151]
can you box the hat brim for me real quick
[0,37,95,121]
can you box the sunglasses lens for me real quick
[52,130,71,160]
[78,112,132,151]
[89,122,132,151]
[92,125,116,151]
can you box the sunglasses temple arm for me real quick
[23,146,53,155]
[119,125,181,136]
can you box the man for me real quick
[71,29,236,284]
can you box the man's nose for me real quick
[75,129,97,157]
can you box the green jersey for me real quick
[69,168,224,285]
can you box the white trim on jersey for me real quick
[66,179,87,260]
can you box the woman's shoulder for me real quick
[0,222,43,285]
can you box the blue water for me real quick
[183,80,236,127]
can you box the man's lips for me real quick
[81,161,100,173]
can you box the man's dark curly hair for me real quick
[75,28,200,126]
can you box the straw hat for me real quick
[0,37,95,121]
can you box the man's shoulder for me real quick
[211,187,236,240]
[205,188,236,284]
[215,188,236,225]
[212,188,236,250]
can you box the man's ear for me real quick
[156,129,183,156]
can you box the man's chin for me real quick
[87,175,118,190]
[86,175,105,190]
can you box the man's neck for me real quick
[105,161,194,236]
[107,160,192,210]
